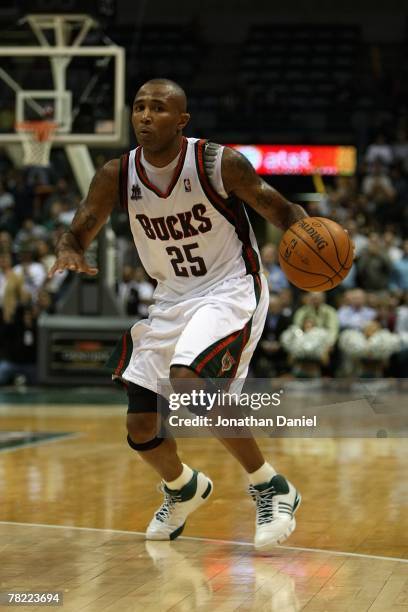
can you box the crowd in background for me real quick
[0,126,407,385]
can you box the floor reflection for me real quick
[144,540,300,611]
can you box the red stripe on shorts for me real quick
[115,333,128,376]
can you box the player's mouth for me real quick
[138,127,153,136]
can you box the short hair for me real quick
[137,78,187,112]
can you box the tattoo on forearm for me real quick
[72,201,98,231]
[226,151,255,189]
[253,188,307,230]
[81,213,98,231]
[223,148,307,230]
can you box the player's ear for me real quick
[178,112,190,131]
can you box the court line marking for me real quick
[0,520,407,564]
[0,433,81,454]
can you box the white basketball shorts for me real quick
[108,272,269,394]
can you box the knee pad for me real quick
[126,381,169,417]
[127,433,165,452]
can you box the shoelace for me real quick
[155,484,183,522]
[248,484,278,525]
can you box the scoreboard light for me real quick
[229,145,356,176]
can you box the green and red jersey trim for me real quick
[194,139,260,275]
[134,136,188,198]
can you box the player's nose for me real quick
[141,108,152,123]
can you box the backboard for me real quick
[0,14,126,147]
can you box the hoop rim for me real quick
[15,120,58,134]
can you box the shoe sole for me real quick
[255,491,302,550]
[146,478,213,542]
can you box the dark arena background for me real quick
[0,1,407,610]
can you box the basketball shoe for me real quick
[146,470,213,540]
[249,474,301,549]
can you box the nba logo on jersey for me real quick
[131,184,142,200]
[184,178,192,192]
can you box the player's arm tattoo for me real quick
[221,147,307,231]
[56,159,120,255]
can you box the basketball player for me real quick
[49,79,307,550]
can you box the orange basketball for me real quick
[278,217,353,291]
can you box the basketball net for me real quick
[15,121,58,167]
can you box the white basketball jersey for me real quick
[119,137,261,301]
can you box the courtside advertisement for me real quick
[229,144,356,175]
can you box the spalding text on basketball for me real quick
[297,220,329,250]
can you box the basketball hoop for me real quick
[15,120,58,167]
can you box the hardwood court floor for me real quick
[0,394,407,611]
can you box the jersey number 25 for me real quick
[166,242,207,277]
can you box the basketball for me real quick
[278,217,353,291]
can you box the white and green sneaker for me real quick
[146,470,213,541]
[249,474,301,549]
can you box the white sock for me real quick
[248,462,276,486]
[164,463,194,490]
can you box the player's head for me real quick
[132,79,190,152]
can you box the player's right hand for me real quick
[48,252,99,278]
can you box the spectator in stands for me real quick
[118,264,140,315]
[375,294,397,331]
[395,292,408,334]
[281,315,334,379]
[0,252,28,323]
[44,177,76,210]
[261,243,289,292]
[0,179,14,213]
[389,163,408,221]
[391,239,408,292]
[35,239,56,274]
[344,220,368,257]
[252,294,291,377]
[35,287,56,315]
[327,175,358,209]
[338,260,357,290]
[43,201,64,231]
[361,159,396,224]
[0,305,38,386]
[278,287,295,318]
[132,266,154,317]
[57,195,80,226]
[338,288,376,330]
[118,265,154,318]
[357,233,393,291]
[0,230,13,255]
[293,292,339,346]
[383,230,403,262]
[14,218,48,252]
[339,318,400,378]
[13,246,46,301]
[365,133,394,169]
[7,169,35,224]
[392,129,408,173]
[390,292,408,377]
[0,179,17,235]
